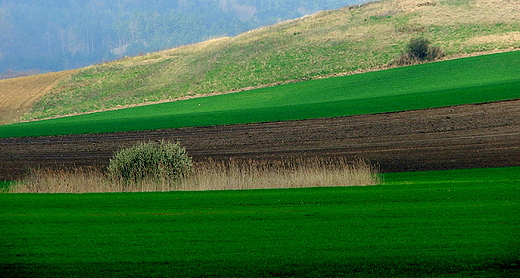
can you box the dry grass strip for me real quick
[8,158,379,193]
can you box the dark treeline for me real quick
[0,0,367,75]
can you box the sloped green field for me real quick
[1,51,519,138]
[1,167,519,277]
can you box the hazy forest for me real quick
[0,0,366,76]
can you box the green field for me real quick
[2,51,520,138]
[1,167,519,277]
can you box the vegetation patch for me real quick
[8,157,378,193]
[1,51,519,138]
[391,37,445,66]
[107,140,193,186]
[1,167,518,277]
[0,181,13,193]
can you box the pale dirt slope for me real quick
[0,70,77,125]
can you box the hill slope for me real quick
[3,0,520,123]
[0,70,78,125]
[1,50,519,138]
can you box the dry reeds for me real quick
[11,168,119,194]
[8,157,379,194]
[189,158,379,191]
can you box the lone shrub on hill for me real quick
[408,37,430,60]
[108,140,192,185]
[392,37,444,66]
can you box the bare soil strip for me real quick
[1,99,519,181]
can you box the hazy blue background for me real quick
[0,0,367,75]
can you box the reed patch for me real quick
[8,157,379,193]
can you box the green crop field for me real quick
[1,51,519,138]
[1,167,519,277]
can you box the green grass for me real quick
[1,51,520,138]
[1,167,519,277]
[0,181,13,193]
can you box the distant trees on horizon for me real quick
[0,0,367,75]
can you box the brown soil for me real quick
[1,99,519,181]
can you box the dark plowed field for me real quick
[1,100,519,181]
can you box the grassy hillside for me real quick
[6,0,519,122]
[1,167,519,277]
[1,50,519,138]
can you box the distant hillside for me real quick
[0,0,366,73]
[3,0,520,124]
